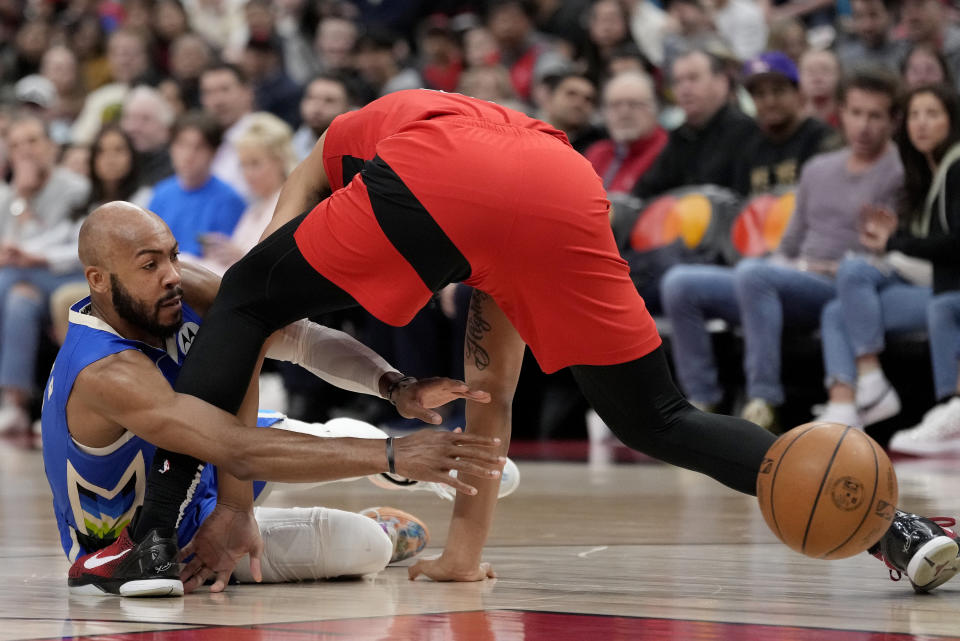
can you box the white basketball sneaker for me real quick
[369,456,520,501]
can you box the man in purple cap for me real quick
[733,51,835,196]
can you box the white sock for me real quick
[856,369,890,407]
[233,506,392,583]
[818,402,862,428]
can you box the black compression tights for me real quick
[135,213,360,538]
[571,348,777,495]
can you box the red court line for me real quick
[60,610,960,641]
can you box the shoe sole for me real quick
[369,459,521,500]
[907,536,960,592]
[69,578,184,597]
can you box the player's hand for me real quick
[391,377,491,425]
[393,428,503,495]
[408,555,497,582]
[179,503,263,593]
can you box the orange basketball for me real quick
[756,422,898,560]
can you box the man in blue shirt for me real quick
[148,112,246,257]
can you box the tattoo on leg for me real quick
[465,291,491,370]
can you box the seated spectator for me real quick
[313,17,360,74]
[181,0,247,58]
[734,71,903,430]
[147,111,245,258]
[169,33,215,110]
[152,0,191,76]
[40,46,85,136]
[766,18,808,64]
[837,0,907,74]
[581,0,638,85]
[661,0,721,73]
[418,16,464,93]
[538,71,604,153]
[733,52,834,194]
[817,85,960,427]
[69,14,111,93]
[0,116,89,433]
[86,125,152,209]
[800,48,841,127]
[712,0,769,62]
[120,85,175,188]
[71,29,153,146]
[292,74,353,161]
[486,0,569,103]
[195,112,295,275]
[633,48,757,198]
[200,63,256,199]
[13,75,64,143]
[353,30,425,98]
[660,52,833,413]
[463,26,501,69]
[902,43,954,90]
[242,35,303,129]
[584,71,667,194]
[899,0,960,90]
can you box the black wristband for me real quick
[385,436,396,474]
[385,376,416,404]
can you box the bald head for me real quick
[79,201,173,268]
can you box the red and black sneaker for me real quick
[68,526,183,597]
[872,511,960,593]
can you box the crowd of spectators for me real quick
[2,0,960,457]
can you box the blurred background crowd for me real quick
[2,0,960,459]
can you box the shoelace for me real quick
[876,517,958,582]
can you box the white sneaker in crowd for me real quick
[856,369,901,426]
[889,397,960,456]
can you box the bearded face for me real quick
[110,272,183,339]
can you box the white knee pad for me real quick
[233,506,392,583]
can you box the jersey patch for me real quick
[177,321,200,355]
[66,452,145,551]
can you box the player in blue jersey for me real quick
[46,201,506,596]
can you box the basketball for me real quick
[756,422,899,560]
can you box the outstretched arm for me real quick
[409,289,526,581]
[70,350,504,487]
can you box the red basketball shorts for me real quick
[294,115,661,373]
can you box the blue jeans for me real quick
[0,267,85,394]
[660,264,740,404]
[734,258,836,405]
[926,291,960,400]
[820,256,930,389]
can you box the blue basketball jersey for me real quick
[41,297,276,561]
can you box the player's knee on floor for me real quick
[232,506,392,583]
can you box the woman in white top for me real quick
[195,112,296,275]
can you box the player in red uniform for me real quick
[127,90,958,593]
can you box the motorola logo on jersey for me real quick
[178,322,200,355]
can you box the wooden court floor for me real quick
[3,437,960,641]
